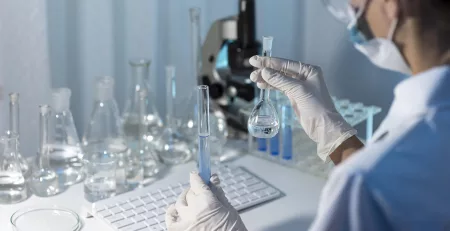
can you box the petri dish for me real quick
[11,206,81,231]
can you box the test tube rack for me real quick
[248,97,382,178]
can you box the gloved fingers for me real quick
[251,69,274,90]
[250,55,320,80]
[189,171,213,196]
[249,56,300,76]
[175,187,189,208]
[210,174,232,207]
[261,67,305,96]
[165,204,178,228]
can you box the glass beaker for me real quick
[247,36,280,138]
[30,105,62,197]
[0,132,30,204]
[8,93,30,177]
[82,76,142,193]
[83,151,117,202]
[154,66,192,165]
[49,88,84,186]
[122,59,162,148]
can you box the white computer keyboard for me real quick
[89,165,282,231]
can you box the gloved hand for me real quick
[165,172,247,231]
[250,56,357,161]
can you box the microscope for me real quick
[199,0,260,135]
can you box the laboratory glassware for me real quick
[190,8,202,85]
[197,85,211,184]
[281,104,293,160]
[30,105,61,197]
[270,91,281,156]
[11,206,81,231]
[248,36,280,139]
[155,66,192,165]
[123,59,162,149]
[49,88,84,186]
[82,76,141,193]
[0,132,29,204]
[137,89,163,178]
[8,93,31,177]
[84,151,117,202]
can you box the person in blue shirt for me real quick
[166,0,450,230]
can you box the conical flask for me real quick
[0,131,30,204]
[30,105,62,197]
[247,36,280,138]
[83,76,142,193]
[154,66,192,165]
[136,89,163,179]
[8,93,30,177]
[123,59,162,147]
[48,88,84,186]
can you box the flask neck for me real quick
[9,93,20,135]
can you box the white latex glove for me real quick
[165,172,247,231]
[249,56,357,161]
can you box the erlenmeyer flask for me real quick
[8,93,30,177]
[154,66,192,165]
[49,88,84,186]
[30,105,62,197]
[83,76,142,193]
[0,131,30,204]
[123,59,162,147]
[247,36,280,138]
[136,89,163,179]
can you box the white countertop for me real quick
[1,155,326,231]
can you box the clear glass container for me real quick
[49,88,84,186]
[136,89,163,179]
[30,105,62,197]
[84,151,117,202]
[8,93,31,177]
[0,132,30,204]
[123,59,162,148]
[155,66,192,165]
[82,76,142,193]
[11,206,81,231]
[248,36,280,139]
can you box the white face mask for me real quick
[348,6,412,75]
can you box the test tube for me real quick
[197,85,211,184]
[282,104,293,160]
[270,91,280,156]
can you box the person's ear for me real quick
[384,0,400,20]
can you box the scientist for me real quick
[166,0,450,230]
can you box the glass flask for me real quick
[0,132,30,204]
[48,88,84,186]
[84,151,117,202]
[82,76,142,193]
[122,59,162,147]
[247,36,280,138]
[30,105,62,197]
[154,66,192,165]
[8,93,31,177]
[136,89,163,179]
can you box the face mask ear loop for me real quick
[387,18,399,41]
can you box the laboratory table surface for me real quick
[1,155,327,231]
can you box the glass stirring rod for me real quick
[197,85,211,184]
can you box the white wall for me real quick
[46,0,405,139]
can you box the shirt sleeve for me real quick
[309,170,391,231]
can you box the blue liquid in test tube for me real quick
[282,105,293,160]
[270,134,279,156]
[197,85,211,184]
[257,138,267,151]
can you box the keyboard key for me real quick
[230,200,240,208]
[152,193,164,201]
[165,196,176,205]
[154,207,165,215]
[142,196,155,203]
[112,218,134,229]
[109,206,123,214]
[244,178,259,186]
[155,200,166,208]
[144,218,158,226]
[131,215,146,223]
[123,210,136,218]
[131,200,144,208]
[106,214,125,223]
[133,206,147,215]
[143,211,156,220]
[120,203,134,211]
[97,209,112,218]
[245,182,268,193]
[236,196,249,204]
[121,221,147,231]
[247,194,259,201]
